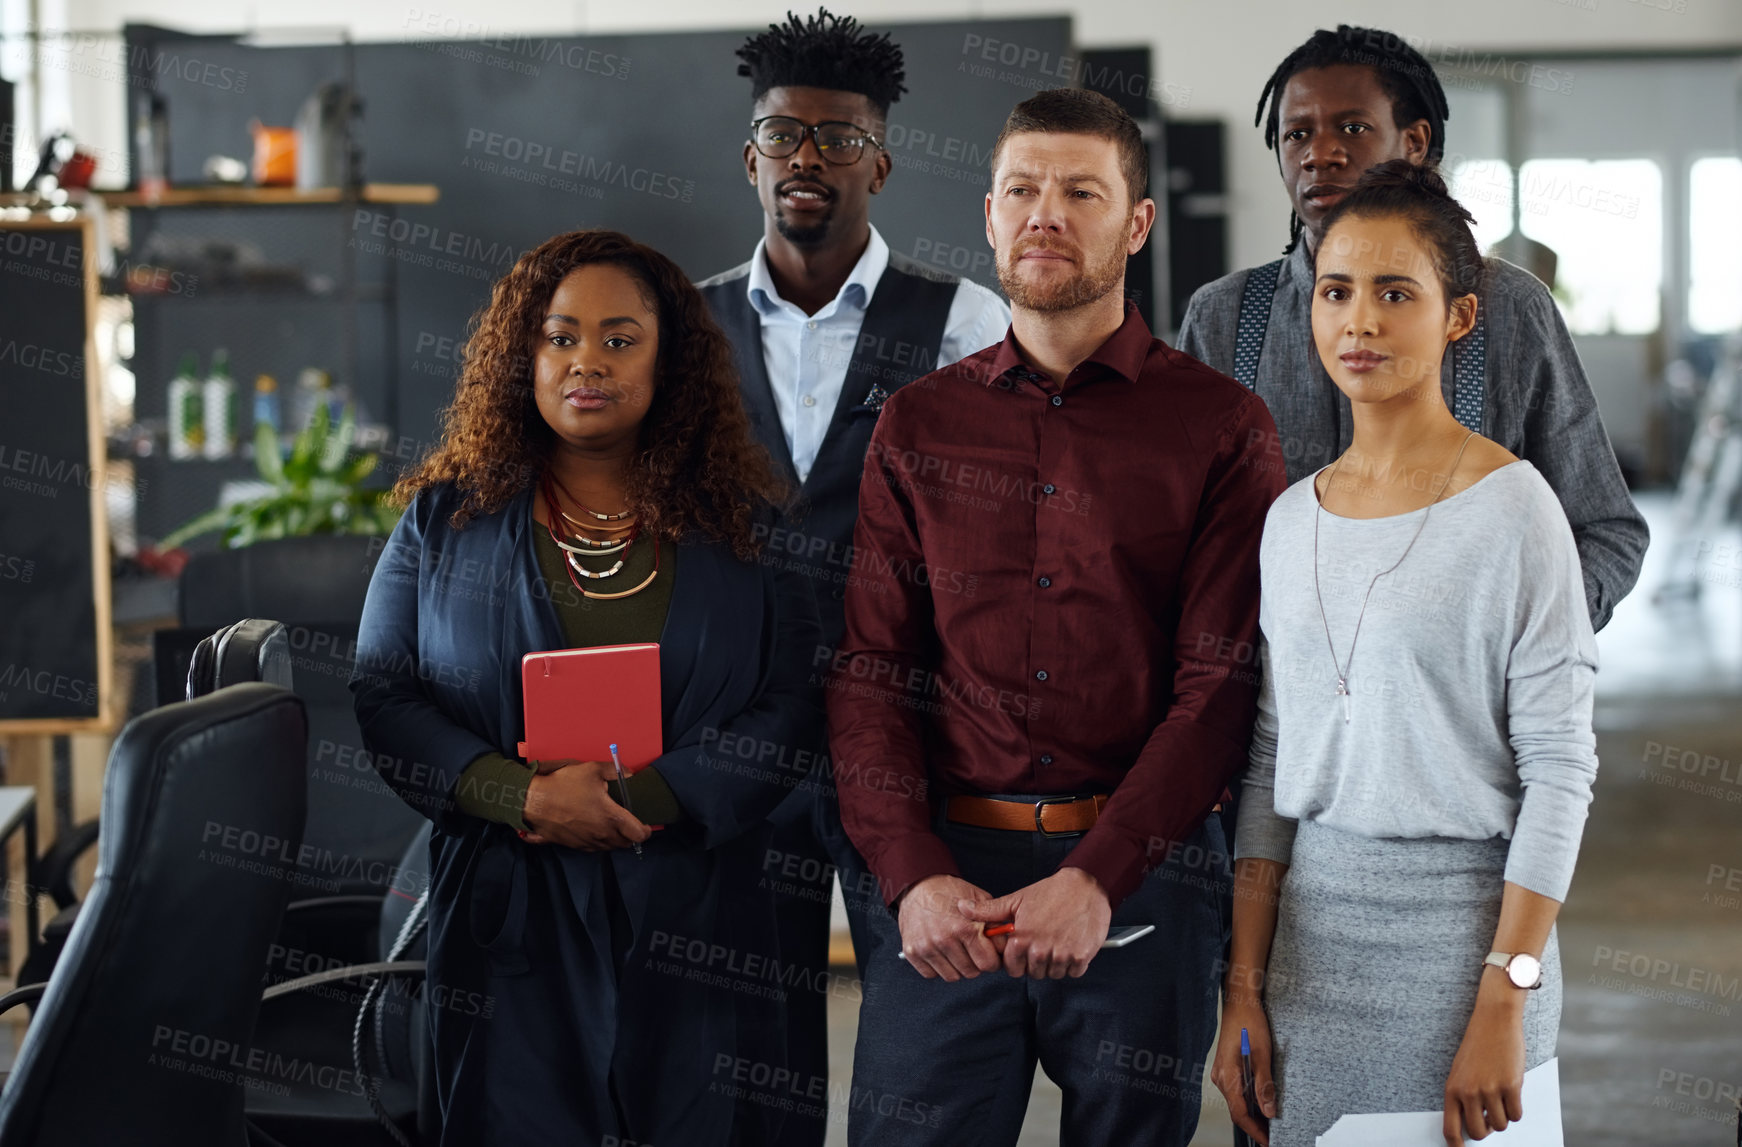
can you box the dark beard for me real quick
[775,212,831,247]
[997,238,1126,313]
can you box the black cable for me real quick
[352,890,430,1147]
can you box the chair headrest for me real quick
[186,619,292,699]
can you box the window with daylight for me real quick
[1517,158,1663,335]
[1446,158,1516,253]
[1688,156,1742,335]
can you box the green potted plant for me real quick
[161,404,402,548]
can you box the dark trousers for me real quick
[763,765,884,1147]
[849,804,1230,1147]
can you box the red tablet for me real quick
[517,643,662,771]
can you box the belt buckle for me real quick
[1033,794,1085,838]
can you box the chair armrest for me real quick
[32,819,102,910]
[283,896,387,915]
[261,960,425,1002]
[0,983,46,1017]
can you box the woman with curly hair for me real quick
[351,229,823,1146]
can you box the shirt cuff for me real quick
[455,752,533,831]
[608,766,687,825]
[870,832,962,908]
[1059,827,1149,908]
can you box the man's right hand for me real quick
[896,874,1003,982]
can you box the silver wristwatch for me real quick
[1483,950,1543,990]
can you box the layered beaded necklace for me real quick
[539,471,661,600]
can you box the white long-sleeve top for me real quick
[1234,460,1601,901]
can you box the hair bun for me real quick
[1319,157,1485,299]
[1355,157,1450,199]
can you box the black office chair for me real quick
[19,619,299,987]
[175,619,434,1146]
[0,683,307,1147]
[178,536,423,904]
[187,617,294,696]
[169,619,438,1145]
[244,821,434,1147]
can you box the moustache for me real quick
[1009,237,1079,261]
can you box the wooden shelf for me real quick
[103,184,439,207]
[0,184,439,209]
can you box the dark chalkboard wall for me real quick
[0,219,106,725]
[126,17,1072,462]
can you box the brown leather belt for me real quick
[945,794,1109,837]
[945,793,1225,836]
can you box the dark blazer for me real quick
[351,482,823,1147]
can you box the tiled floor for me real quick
[821,492,1742,1145]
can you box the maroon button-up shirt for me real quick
[827,301,1286,907]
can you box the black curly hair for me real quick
[1257,25,1451,253]
[735,8,907,116]
[393,230,784,558]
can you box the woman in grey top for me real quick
[1209,161,1601,1147]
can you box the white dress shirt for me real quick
[745,225,1011,483]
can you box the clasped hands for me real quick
[519,757,652,851]
[896,869,1111,982]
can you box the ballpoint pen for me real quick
[609,743,642,856]
[1234,1026,1266,1147]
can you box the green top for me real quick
[454,512,682,830]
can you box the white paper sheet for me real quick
[1315,1058,1562,1146]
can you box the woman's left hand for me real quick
[520,759,651,851]
[1443,971,1527,1144]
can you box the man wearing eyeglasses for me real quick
[696,10,1008,1145]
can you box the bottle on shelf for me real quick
[291,367,334,431]
[252,373,282,443]
[166,351,204,460]
[202,348,237,459]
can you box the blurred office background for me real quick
[0,1,1738,1144]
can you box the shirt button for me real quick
[1039,754,1053,765]
[1050,395,1063,407]
[807,321,817,329]
[801,395,817,407]
[1037,576,1051,588]
[1035,669,1048,682]
[1042,484,1056,495]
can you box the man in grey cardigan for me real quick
[1177,24,1647,629]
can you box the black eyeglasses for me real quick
[749,116,882,165]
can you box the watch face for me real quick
[1508,954,1542,988]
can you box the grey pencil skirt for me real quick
[1263,820,1562,1147]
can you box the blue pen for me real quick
[1235,1026,1265,1147]
[610,743,642,856]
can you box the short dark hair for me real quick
[735,8,907,117]
[1318,159,1485,307]
[991,88,1148,206]
[1258,25,1452,252]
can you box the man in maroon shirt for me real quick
[827,89,1285,1145]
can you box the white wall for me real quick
[39,0,1742,278]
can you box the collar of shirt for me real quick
[983,299,1152,394]
[745,224,889,323]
